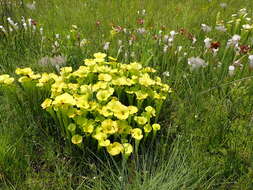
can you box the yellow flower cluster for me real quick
[4,53,171,157]
[0,74,14,85]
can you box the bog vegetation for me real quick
[1,0,253,189]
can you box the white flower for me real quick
[80,39,88,47]
[228,65,235,76]
[201,24,212,32]
[103,42,110,50]
[163,45,168,53]
[242,24,253,30]
[137,28,146,34]
[40,27,43,35]
[204,38,212,49]
[26,1,36,10]
[215,25,227,32]
[248,55,253,68]
[162,71,170,77]
[55,34,60,39]
[170,30,177,37]
[220,3,227,8]
[227,34,241,47]
[188,57,207,70]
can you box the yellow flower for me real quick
[101,119,118,134]
[0,74,14,85]
[114,107,130,120]
[131,128,143,140]
[128,106,138,115]
[29,73,41,80]
[106,142,123,156]
[127,62,142,71]
[92,81,108,91]
[71,135,83,144]
[83,122,94,133]
[75,95,90,109]
[94,52,107,62]
[144,124,152,133]
[41,98,52,109]
[134,116,148,125]
[60,67,72,74]
[15,67,33,75]
[98,73,112,82]
[18,76,30,83]
[99,139,111,147]
[98,106,113,117]
[145,106,156,117]
[52,93,76,106]
[93,131,107,141]
[112,76,132,86]
[67,123,76,132]
[139,73,155,86]
[135,91,148,100]
[122,143,133,156]
[152,123,161,131]
[84,59,96,66]
[96,88,114,101]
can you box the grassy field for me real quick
[1,0,253,189]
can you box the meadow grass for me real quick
[1,0,253,189]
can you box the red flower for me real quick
[137,18,144,25]
[239,45,250,54]
[211,41,221,49]
[31,19,37,26]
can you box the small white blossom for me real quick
[162,71,170,77]
[220,3,227,8]
[248,55,253,68]
[201,24,212,32]
[215,25,227,32]
[228,65,235,76]
[188,57,207,70]
[204,38,212,49]
[242,24,253,30]
[103,42,110,50]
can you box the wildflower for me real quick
[162,71,170,77]
[145,106,156,117]
[26,1,36,10]
[152,123,161,131]
[107,142,123,156]
[15,67,33,75]
[131,128,143,140]
[188,57,207,70]
[0,74,14,85]
[103,42,110,51]
[227,35,241,47]
[98,73,112,82]
[210,41,221,49]
[144,124,152,133]
[67,123,76,133]
[139,73,155,86]
[128,106,138,115]
[52,93,76,106]
[242,24,253,30]
[239,45,250,54]
[137,28,146,34]
[122,143,133,156]
[204,38,212,49]
[134,116,148,125]
[99,139,110,147]
[94,52,107,62]
[71,135,83,144]
[220,3,227,8]
[248,55,253,68]
[96,88,114,101]
[41,98,52,109]
[101,119,118,134]
[228,65,235,76]
[215,25,227,32]
[201,24,212,32]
